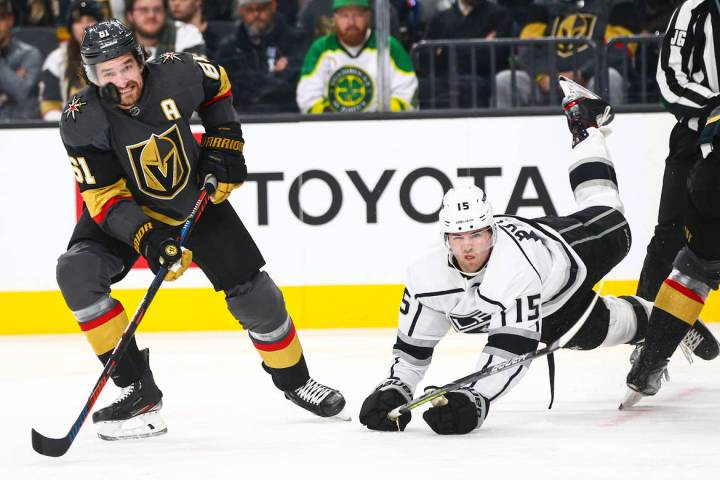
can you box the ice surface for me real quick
[4,328,720,479]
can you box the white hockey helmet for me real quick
[439,185,495,234]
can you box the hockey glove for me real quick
[133,222,192,281]
[199,124,247,204]
[359,379,412,431]
[422,387,488,435]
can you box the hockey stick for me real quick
[31,175,217,457]
[388,280,606,422]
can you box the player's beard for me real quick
[337,26,366,47]
[119,80,142,107]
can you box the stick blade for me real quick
[31,429,71,457]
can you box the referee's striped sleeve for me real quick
[657,0,719,118]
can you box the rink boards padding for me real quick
[1,113,715,332]
[1,281,718,334]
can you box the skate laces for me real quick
[292,379,334,405]
[682,328,703,352]
[679,329,703,364]
[112,384,136,405]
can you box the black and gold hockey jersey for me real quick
[519,0,641,76]
[59,52,237,248]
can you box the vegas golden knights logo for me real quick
[552,14,597,58]
[126,124,191,199]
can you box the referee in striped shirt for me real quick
[637,0,720,301]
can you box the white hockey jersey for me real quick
[391,215,587,403]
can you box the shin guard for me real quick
[226,272,310,391]
[73,296,146,387]
[647,270,709,358]
[251,318,309,391]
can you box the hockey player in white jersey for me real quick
[359,77,719,434]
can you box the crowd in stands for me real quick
[0,0,681,121]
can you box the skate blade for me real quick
[559,75,601,100]
[618,389,645,410]
[95,411,168,441]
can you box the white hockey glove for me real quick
[422,386,488,435]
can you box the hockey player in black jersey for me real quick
[55,19,347,441]
[359,77,718,435]
[622,107,720,408]
[620,0,720,409]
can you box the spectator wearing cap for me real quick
[125,0,205,60]
[297,0,401,42]
[169,0,223,60]
[297,0,417,113]
[0,0,42,120]
[40,0,104,120]
[216,0,306,113]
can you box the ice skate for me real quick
[285,378,350,421]
[559,76,614,146]
[92,350,166,440]
[619,343,669,409]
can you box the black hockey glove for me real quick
[198,124,247,204]
[359,379,412,431]
[422,387,488,435]
[133,222,192,281]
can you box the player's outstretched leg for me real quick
[600,295,719,360]
[92,348,167,440]
[226,271,348,420]
[558,76,624,216]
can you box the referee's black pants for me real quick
[637,122,700,300]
